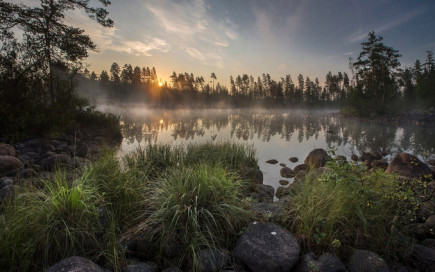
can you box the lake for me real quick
[100,106,435,192]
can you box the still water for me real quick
[102,107,435,191]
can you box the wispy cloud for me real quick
[143,0,238,68]
[348,6,425,43]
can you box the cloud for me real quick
[348,6,425,43]
[143,0,238,68]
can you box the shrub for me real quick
[142,164,252,271]
[283,156,428,258]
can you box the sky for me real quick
[19,0,435,86]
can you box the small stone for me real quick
[266,159,278,164]
[279,180,289,186]
[289,157,298,163]
[279,163,286,167]
[280,167,295,178]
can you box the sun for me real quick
[158,82,163,87]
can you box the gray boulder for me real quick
[251,184,274,203]
[44,256,109,272]
[0,144,16,156]
[348,249,390,272]
[293,164,308,173]
[126,262,158,272]
[386,153,431,179]
[304,149,330,170]
[0,155,24,174]
[198,248,229,272]
[39,154,72,171]
[296,253,346,272]
[233,222,300,272]
[412,244,435,271]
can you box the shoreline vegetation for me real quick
[1,141,435,271]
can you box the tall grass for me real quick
[142,164,252,271]
[0,172,102,271]
[283,157,427,258]
[0,142,257,271]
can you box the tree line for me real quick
[83,31,434,114]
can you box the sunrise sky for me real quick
[20,0,435,86]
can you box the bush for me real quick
[283,156,428,258]
[142,164,252,271]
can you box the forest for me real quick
[78,33,435,116]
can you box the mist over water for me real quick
[98,105,435,191]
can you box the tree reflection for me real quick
[120,110,434,158]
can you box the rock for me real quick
[422,239,435,249]
[280,167,295,178]
[251,184,274,203]
[371,152,383,160]
[126,262,158,272]
[0,177,13,189]
[254,169,263,184]
[371,160,388,170]
[251,202,282,222]
[405,223,427,240]
[427,159,435,167]
[275,185,296,199]
[296,253,346,272]
[126,239,153,260]
[360,152,374,164]
[293,164,308,173]
[162,268,182,272]
[41,144,56,153]
[0,184,15,203]
[44,256,109,272]
[279,180,289,186]
[279,163,286,167]
[289,157,299,163]
[412,244,435,271]
[386,153,431,179]
[0,155,24,174]
[19,168,37,178]
[266,159,279,164]
[39,154,72,171]
[233,222,300,272]
[351,154,359,161]
[0,144,16,156]
[18,155,34,166]
[424,215,435,238]
[199,248,229,272]
[304,149,330,170]
[417,200,435,222]
[348,249,390,272]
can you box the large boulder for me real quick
[386,153,431,179]
[233,222,300,272]
[304,149,330,170]
[198,248,229,272]
[296,253,346,272]
[251,184,274,203]
[0,155,24,174]
[0,144,16,156]
[412,244,435,271]
[348,249,390,272]
[126,262,158,272]
[44,256,109,272]
[39,154,72,171]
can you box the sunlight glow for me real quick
[158,82,163,87]
[160,119,164,124]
